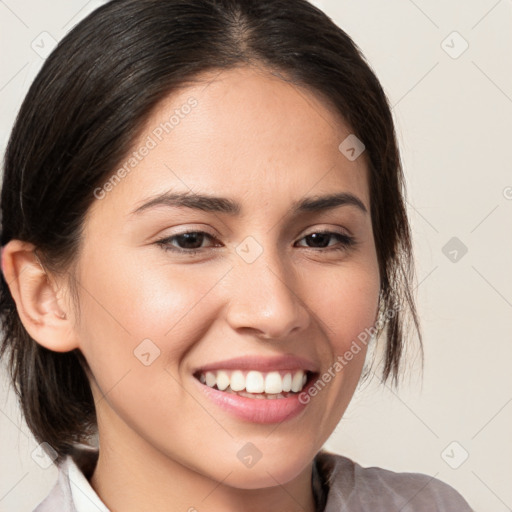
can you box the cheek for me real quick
[308,262,379,394]
[311,264,380,347]
[289,261,379,437]
[74,248,230,382]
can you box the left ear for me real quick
[1,239,80,352]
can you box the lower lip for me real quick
[193,375,314,424]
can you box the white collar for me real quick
[63,452,109,512]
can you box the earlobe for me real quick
[1,239,79,352]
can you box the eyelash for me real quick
[154,229,357,256]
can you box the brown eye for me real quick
[296,231,356,251]
[155,231,220,255]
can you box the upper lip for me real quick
[193,355,319,374]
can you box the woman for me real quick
[0,0,473,510]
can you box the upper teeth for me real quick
[198,370,308,394]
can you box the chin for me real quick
[224,464,309,490]
[215,441,316,490]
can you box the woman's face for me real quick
[73,65,380,487]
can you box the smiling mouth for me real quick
[193,369,314,399]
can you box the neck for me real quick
[89,421,317,512]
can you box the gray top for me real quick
[33,446,473,511]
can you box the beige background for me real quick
[1,1,511,511]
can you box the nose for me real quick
[224,247,311,340]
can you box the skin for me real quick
[3,64,380,512]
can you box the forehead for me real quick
[87,65,370,224]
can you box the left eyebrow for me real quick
[128,190,368,217]
[294,192,367,215]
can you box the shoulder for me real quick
[315,449,474,511]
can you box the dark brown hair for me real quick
[0,0,422,463]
